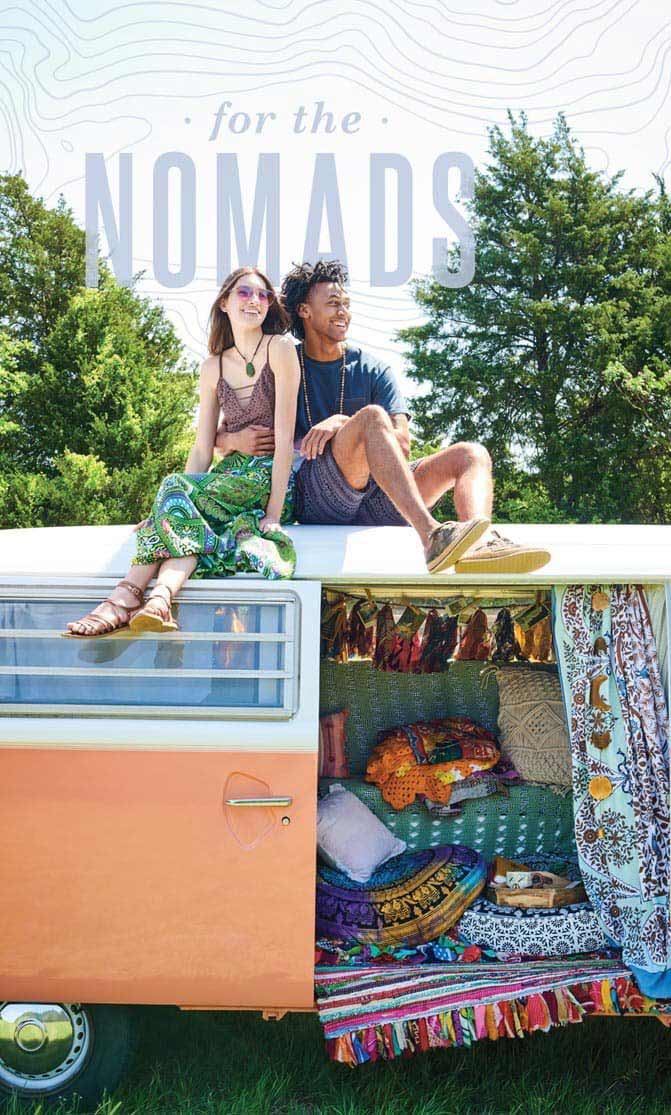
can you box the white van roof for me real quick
[0,522,669,585]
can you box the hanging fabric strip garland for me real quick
[552,585,671,995]
[320,592,555,669]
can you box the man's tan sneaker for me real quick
[453,530,551,574]
[425,518,491,574]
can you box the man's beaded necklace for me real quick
[299,342,346,430]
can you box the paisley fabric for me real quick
[365,716,500,810]
[316,842,486,948]
[132,451,296,580]
[553,585,671,987]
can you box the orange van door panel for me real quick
[1,750,317,1008]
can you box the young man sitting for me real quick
[220,259,550,575]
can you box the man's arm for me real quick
[299,414,349,460]
[215,424,275,457]
[300,411,409,460]
[299,358,411,460]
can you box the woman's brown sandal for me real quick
[62,580,144,639]
[129,583,179,634]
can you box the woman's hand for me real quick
[133,518,150,531]
[259,513,282,534]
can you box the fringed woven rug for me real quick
[315,959,671,1065]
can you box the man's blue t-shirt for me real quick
[294,343,407,442]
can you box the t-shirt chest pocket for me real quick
[342,396,366,417]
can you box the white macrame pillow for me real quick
[496,667,572,787]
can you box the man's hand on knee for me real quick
[300,415,350,460]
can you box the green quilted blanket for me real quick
[319,659,576,861]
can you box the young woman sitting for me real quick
[65,267,300,638]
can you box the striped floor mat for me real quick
[315,959,671,1065]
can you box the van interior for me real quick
[312,581,671,1064]
[318,583,568,865]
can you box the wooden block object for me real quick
[488,883,587,908]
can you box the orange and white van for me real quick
[1,521,670,1108]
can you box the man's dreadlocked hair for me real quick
[280,259,349,339]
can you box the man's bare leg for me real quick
[412,442,494,519]
[412,442,551,574]
[327,408,491,572]
[330,406,441,546]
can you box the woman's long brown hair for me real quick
[207,266,289,354]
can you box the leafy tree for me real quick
[0,174,87,345]
[400,113,671,523]
[0,175,197,528]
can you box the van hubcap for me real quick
[0,1003,91,1092]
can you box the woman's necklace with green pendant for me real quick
[234,333,265,378]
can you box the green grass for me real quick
[6,1008,671,1115]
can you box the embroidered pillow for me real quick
[496,667,572,787]
[318,709,350,778]
[365,716,500,810]
[317,784,406,884]
[316,843,486,948]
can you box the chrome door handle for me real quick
[224,796,293,807]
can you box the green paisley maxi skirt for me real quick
[132,452,296,580]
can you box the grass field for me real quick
[5,1007,671,1115]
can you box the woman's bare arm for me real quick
[262,336,300,527]
[184,357,220,473]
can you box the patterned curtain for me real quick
[553,585,671,996]
[644,584,669,696]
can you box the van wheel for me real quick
[0,1002,136,1110]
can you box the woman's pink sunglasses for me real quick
[235,284,274,303]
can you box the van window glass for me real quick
[0,595,296,718]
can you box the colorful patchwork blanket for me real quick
[365,716,500,809]
[315,959,671,1066]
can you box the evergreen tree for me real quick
[0,175,197,528]
[0,174,86,345]
[400,113,671,523]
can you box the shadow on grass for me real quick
[6,1007,671,1115]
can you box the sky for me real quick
[1,0,669,393]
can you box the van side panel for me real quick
[2,749,317,1008]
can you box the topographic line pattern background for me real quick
[0,0,668,385]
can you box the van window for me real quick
[0,590,298,719]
